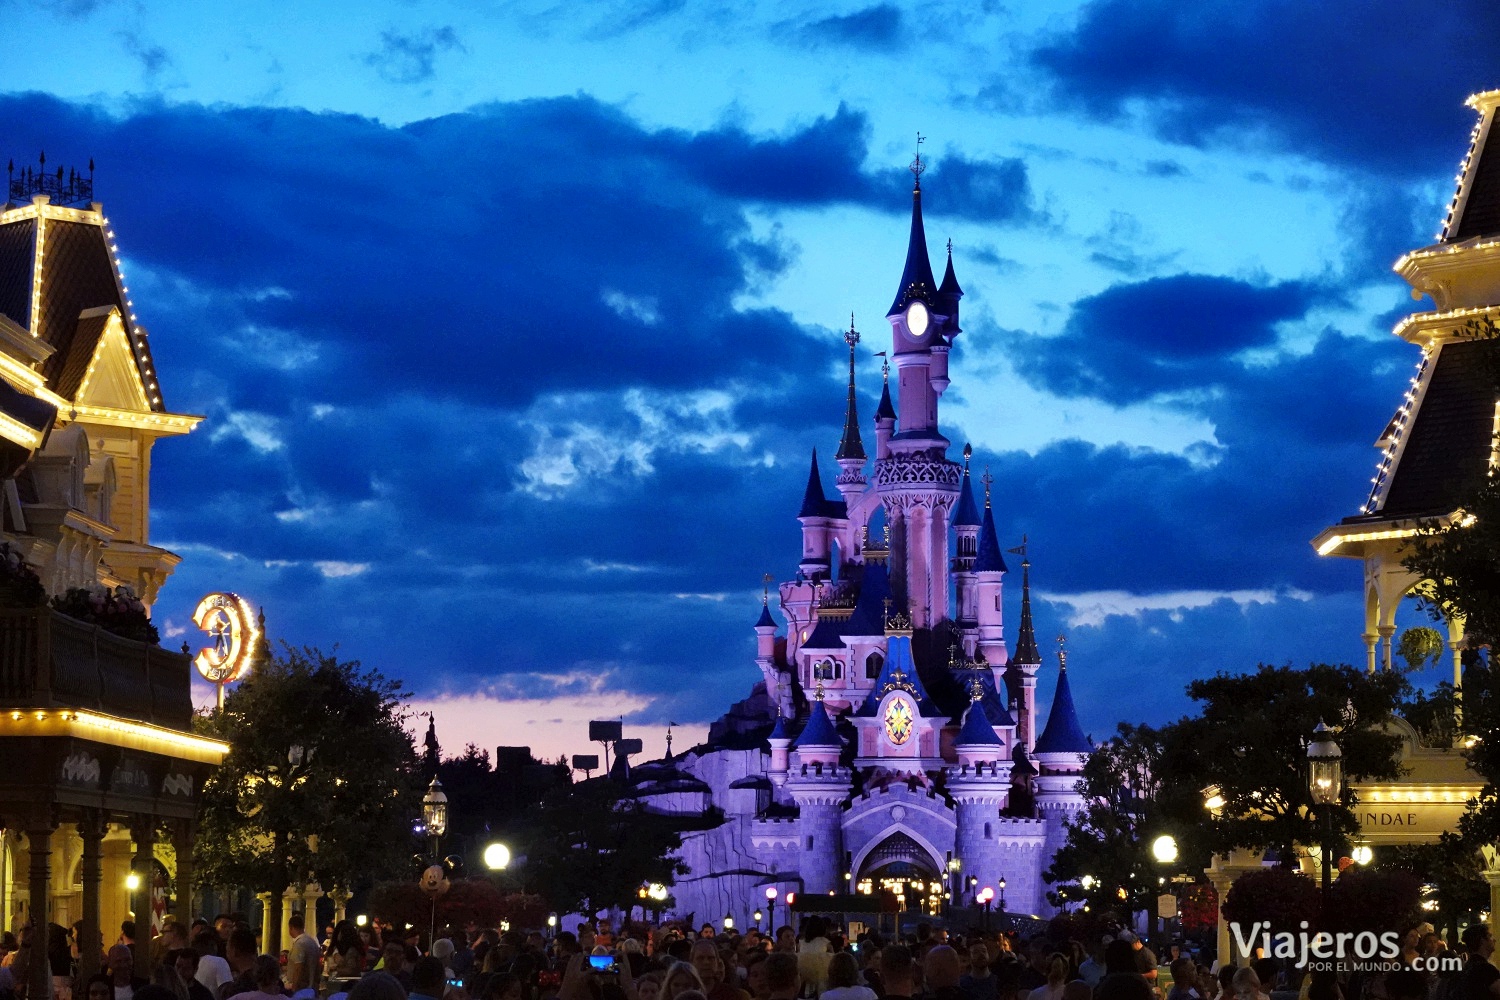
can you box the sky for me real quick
[8,0,1499,764]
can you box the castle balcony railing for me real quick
[0,607,191,728]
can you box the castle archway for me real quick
[853,830,944,915]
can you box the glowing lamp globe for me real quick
[483,842,511,871]
[1307,721,1343,806]
[1151,834,1179,864]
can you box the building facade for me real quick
[0,169,225,993]
[618,164,1091,928]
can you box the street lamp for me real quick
[765,886,777,928]
[1307,720,1343,894]
[547,913,558,937]
[753,909,764,930]
[483,842,511,871]
[998,876,1007,913]
[423,777,448,858]
[723,915,734,932]
[1151,834,1179,865]
[124,873,141,892]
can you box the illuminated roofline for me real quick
[1313,511,1472,557]
[63,403,201,434]
[1391,303,1500,344]
[0,707,227,763]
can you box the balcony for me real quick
[0,607,192,728]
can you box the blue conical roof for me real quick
[769,712,790,741]
[973,504,1007,573]
[836,331,865,462]
[799,449,827,518]
[954,461,981,528]
[875,372,896,422]
[1033,665,1091,755]
[756,602,776,629]
[955,700,1002,747]
[1013,558,1040,665]
[793,696,840,749]
[887,182,937,317]
[1011,743,1038,778]
[938,245,963,335]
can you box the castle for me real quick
[617,159,1091,927]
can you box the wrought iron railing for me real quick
[8,154,94,208]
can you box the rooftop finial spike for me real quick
[963,442,972,470]
[981,466,993,509]
[836,315,865,461]
[1057,633,1068,671]
[911,131,926,188]
[763,571,772,607]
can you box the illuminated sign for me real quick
[192,592,259,686]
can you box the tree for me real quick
[195,646,421,951]
[365,878,548,931]
[1323,867,1422,934]
[1383,835,1487,938]
[516,778,688,918]
[1221,869,1318,937]
[1182,664,1406,862]
[1044,723,1205,917]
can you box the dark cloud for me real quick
[1006,273,1319,405]
[118,30,171,81]
[798,5,905,49]
[362,26,463,85]
[1030,0,1500,176]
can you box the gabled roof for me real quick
[0,208,167,411]
[856,634,938,717]
[1033,664,1091,755]
[887,181,938,317]
[973,503,1007,573]
[793,696,840,749]
[1443,90,1500,243]
[1361,338,1498,520]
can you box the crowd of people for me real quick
[0,912,1495,1000]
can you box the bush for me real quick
[1222,868,1318,935]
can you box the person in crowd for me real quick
[1168,960,1201,1000]
[1061,982,1090,1000]
[190,932,232,998]
[639,972,667,1000]
[143,964,192,1000]
[1076,939,1107,989]
[348,971,408,1000]
[325,922,365,985]
[216,928,259,1000]
[409,957,448,1000]
[764,955,800,1000]
[664,962,708,1000]
[223,956,283,1000]
[918,948,964,1000]
[1230,967,1268,1000]
[46,922,73,1000]
[958,944,995,1000]
[376,940,411,993]
[285,915,321,993]
[744,957,770,1000]
[483,973,524,1000]
[774,932,797,957]
[1024,955,1068,1000]
[690,940,747,1000]
[1462,925,1500,1000]
[879,947,915,1000]
[797,920,832,998]
[152,923,188,970]
[169,948,216,1000]
[820,953,874,1000]
[105,945,147,1000]
[1095,976,1153,1000]
[84,975,113,1000]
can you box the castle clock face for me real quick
[905,300,930,339]
[884,696,914,746]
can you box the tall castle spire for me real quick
[836,315,865,463]
[887,138,938,317]
[1013,542,1040,666]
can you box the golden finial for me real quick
[846,312,859,348]
[969,678,985,703]
[1057,634,1068,671]
[762,572,772,606]
[815,679,825,701]
[963,442,972,472]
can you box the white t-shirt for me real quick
[821,987,877,1000]
[287,933,321,987]
[196,955,234,994]
[113,985,134,1000]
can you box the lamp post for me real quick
[998,876,1007,913]
[723,915,734,933]
[754,909,764,932]
[1307,720,1344,895]
[765,886,777,931]
[423,777,448,859]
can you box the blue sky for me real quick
[12,0,1498,761]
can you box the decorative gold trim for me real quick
[0,708,227,763]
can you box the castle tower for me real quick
[1313,88,1500,688]
[835,316,868,508]
[1033,638,1091,875]
[754,578,787,710]
[798,450,838,580]
[973,470,1010,671]
[1006,544,1041,751]
[767,712,792,787]
[949,680,1012,907]
[952,446,982,653]
[876,156,961,626]
[786,688,850,893]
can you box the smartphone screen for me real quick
[588,956,619,974]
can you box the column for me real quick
[130,817,154,981]
[257,892,273,943]
[1362,633,1378,674]
[171,820,196,928]
[79,812,105,982]
[301,883,325,934]
[1378,625,1396,672]
[331,887,349,924]
[282,886,300,950]
[100,827,133,950]
[1485,853,1500,945]
[27,817,57,1000]
[1207,866,1233,970]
